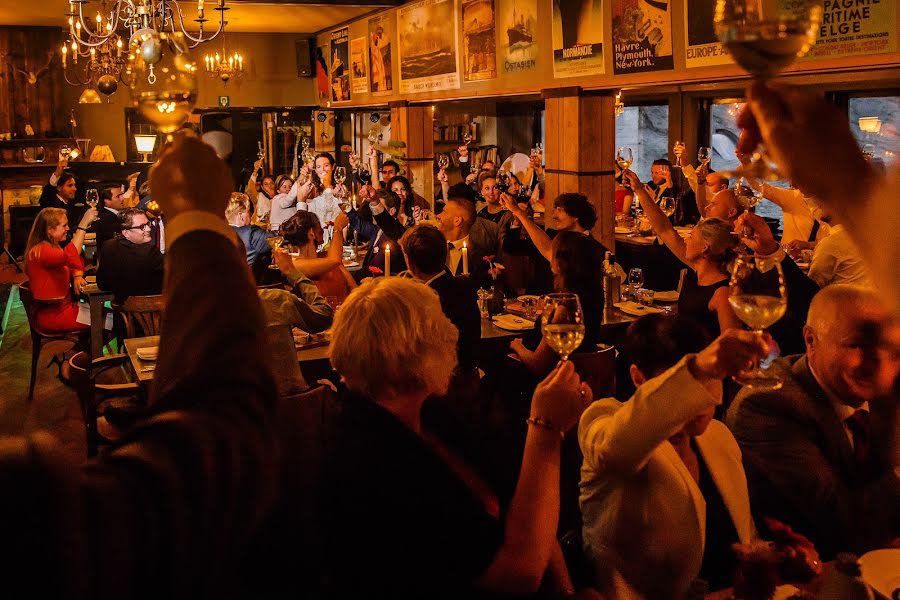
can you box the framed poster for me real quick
[330,27,351,102]
[398,0,461,93]
[461,0,497,81]
[369,13,395,95]
[611,0,673,74]
[551,0,604,78]
[350,37,370,94]
[499,0,538,73]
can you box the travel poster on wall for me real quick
[499,0,538,74]
[611,0,673,74]
[368,13,394,95]
[350,37,370,94]
[551,0,605,78]
[683,0,730,68]
[330,27,351,102]
[398,0,461,94]
[805,0,896,60]
[316,45,330,103]
[461,0,497,81]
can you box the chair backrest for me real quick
[570,344,616,399]
[120,294,165,338]
[17,280,66,338]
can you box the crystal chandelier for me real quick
[61,31,134,100]
[204,48,244,84]
[64,0,228,83]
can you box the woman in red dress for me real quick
[24,206,97,332]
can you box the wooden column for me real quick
[541,87,615,251]
[389,101,434,208]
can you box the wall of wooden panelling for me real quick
[0,27,67,137]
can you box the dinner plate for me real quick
[654,290,680,302]
[613,301,665,316]
[136,346,159,361]
[614,227,632,234]
[343,260,360,268]
[859,548,900,598]
[492,314,535,331]
[517,295,540,303]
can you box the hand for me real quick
[735,212,778,255]
[785,239,814,257]
[736,82,872,205]
[149,133,233,220]
[55,156,68,175]
[689,329,772,382]
[127,172,140,190]
[333,210,349,231]
[366,145,378,159]
[72,275,87,295]
[436,168,448,184]
[736,151,752,168]
[622,169,643,190]
[509,337,526,358]
[696,162,709,183]
[531,360,592,433]
[253,158,263,172]
[501,193,525,217]
[79,207,98,228]
[298,179,316,200]
[465,172,477,185]
[334,183,349,199]
[412,205,422,221]
[529,154,542,169]
[673,143,685,158]
[273,248,297,275]
[457,145,469,158]
[358,183,376,203]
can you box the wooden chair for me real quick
[68,350,140,457]
[17,281,87,400]
[570,344,616,399]
[117,294,165,338]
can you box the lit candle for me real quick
[198,0,204,10]
[461,241,468,275]
[116,38,122,58]
[61,45,67,67]
[385,244,391,277]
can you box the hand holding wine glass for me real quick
[616,147,634,190]
[269,236,285,270]
[672,141,686,169]
[85,188,100,219]
[698,146,711,167]
[728,254,788,389]
[530,359,592,435]
[541,293,585,362]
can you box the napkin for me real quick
[613,301,665,316]
[492,314,535,331]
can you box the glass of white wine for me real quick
[268,236,285,270]
[85,188,100,220]
[672,141,686,169]
[659,196,676,219]
[131,32,198,138]
[59,145,71,160]
[541,292,585,362]
[728,254,788,389]
[437,154,450,170]
[715,0,822,179]
[698,147,711,167]
[616,146,634,190]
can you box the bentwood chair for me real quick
[18,281,87,400]
[117,294,165,338]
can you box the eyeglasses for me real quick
[126,222,152,231]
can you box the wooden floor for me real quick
[0,261,87,464]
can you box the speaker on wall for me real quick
[296,38,315,78]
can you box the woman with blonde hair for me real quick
[24,205,97,331]
[324,277,592,598]
[624,169,741,338]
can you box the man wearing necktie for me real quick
[727,284,900,560]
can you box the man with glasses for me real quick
[97,207,164,303]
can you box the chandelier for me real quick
[204,48,244,84]
[61,31,134,99]
[64,0,228,83]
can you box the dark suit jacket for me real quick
[0,227,279,598]
[94,207,120,259]
[769,257,819,356]
[96,238,165,303]
[230,224,272,266]
[354,208,407,276]
[40,185,86,243]
[726,355,899,560]
[429,270,480,371]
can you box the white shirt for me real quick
[760,184,827,245]
[446,236,469,275]
[255,193,272,223]
[808,225,871,288]
[269,180,301,232]
[299,188,343,244]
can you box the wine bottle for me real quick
[603,251,622,307]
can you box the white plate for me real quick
[614,227,632,234]
[654,290,680,302]
[517,295,540,303]
[136,346,159,361]
[492,314,535,331]
[343,260,360,268]
[614,301,665,316]
[859,548,900,598]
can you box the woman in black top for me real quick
[623,170,741,339]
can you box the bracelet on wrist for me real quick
[77,226,87,231]
[526,417,565,439]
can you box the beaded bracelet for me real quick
[526,417,566,439]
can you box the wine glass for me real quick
[131,32,198,138]
[257,141,266,160]
[302,148,316,167]
[714,0,822,179]
[735,176,762,210]
[627,268,644,294]
[437,154,450,170]
[616,146,634,190]
[541,292,585,361]
[85,188,100,221]
[59,145,71,160]
[368,128,380,145]
[673,141,686,169]
[268,235,285,270]
[728,254,788,389]
[301,137,310,150]
[462,131,473,145]
[862,143,876,160]
[659,196,676,218]
[334,166,347,186]
[698,147,711,167]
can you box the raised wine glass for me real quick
[437,154,450,170]
[541,292,585,362]
[672,141,686,169]
[715,0,822,179]
[257,141,266,160]
[659,196,676,219]
[268,235,285,270]
[616,146,634,190]
[85,188,100,221]
[59,145,71,160]
[728,254,788,389]
[301,137,310,150]
[698,146,711,167]
[462,131,473,145]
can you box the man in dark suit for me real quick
[399,223,480,371]
[727,284,900,560]
[435,196,498,288]
[355,188,408,278]
[96,207,164,304]
[225,192,274,283]
[40,156,86,239]
[0,135,281,597]
[93,184,128,259]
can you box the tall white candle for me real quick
[461,241,468,275]
[385,244,391,277]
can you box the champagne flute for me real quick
[672,141,686,169]
[541,292,585,361]
[698,147,711,167]
[334,166,348,204]
[268,235,285,270]
[714,0,822,179]
[735,176,762,210]
[85,188,100,221]
[728,255,788,389]
[616,146,634,190]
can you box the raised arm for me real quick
[501,194,553,262]
[623,169,688,264]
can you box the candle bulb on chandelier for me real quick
[117,38,122,57]
[61,44,67,67]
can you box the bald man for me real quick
[699,173,741,224]
[727,284,900,560]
